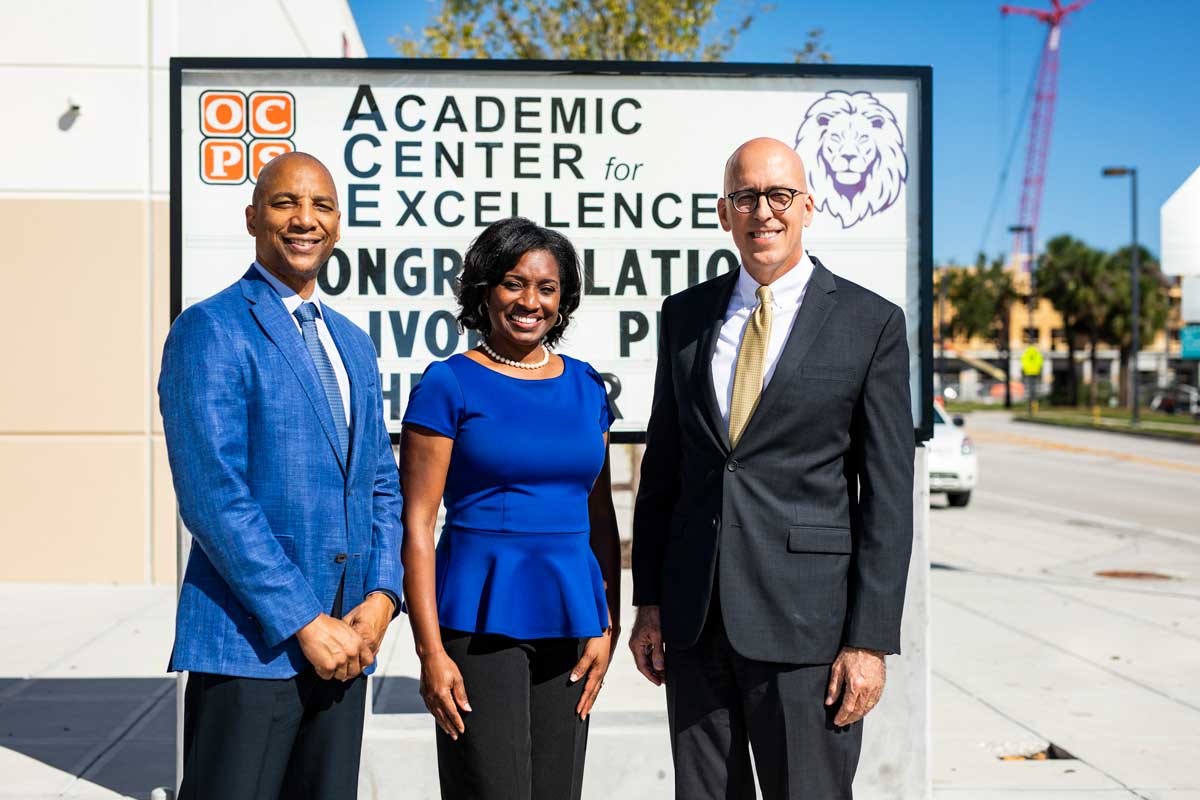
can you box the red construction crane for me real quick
[1002,0,1092,270]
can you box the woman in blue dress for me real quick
[400,216,621,800]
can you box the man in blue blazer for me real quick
[159,152,403,799]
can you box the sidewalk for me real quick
[4,491,1200,798]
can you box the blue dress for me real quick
[402,353,615,639]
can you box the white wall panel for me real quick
[0,0,147,66]
[174,0,363,58]
[151,69,170,194]
[151,0,180,68]
[0,67,149,193]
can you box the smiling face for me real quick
[717,138,814,284]
[485,249,562,353]
[245,152,340,295]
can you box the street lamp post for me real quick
[1009,224,1036,413]
[1102,166,1140,424]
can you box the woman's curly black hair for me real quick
[455,216,582,349]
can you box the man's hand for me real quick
[343,593,395,657]
[295,613,374,681]
[628,605,666,686]
[825,646,887,727]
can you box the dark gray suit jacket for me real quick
[632,257,914,664]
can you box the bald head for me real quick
[717,137,814,285]
[723,137,808,195]
[252,151,337,208]
[245,150,341,297]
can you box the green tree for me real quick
[392,0,830,62]
[946,253,1018,406]
[1036,235,1112,407]
[1100,245,1170,407]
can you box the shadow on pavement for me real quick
[0,677,175,799]
[371,676,424,714]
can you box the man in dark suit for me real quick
[159,152,403,799]
[628,137,914,799]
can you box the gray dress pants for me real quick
[666,596,863,799]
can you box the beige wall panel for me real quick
[1,199,148,433]
[0,437,147,584]
[151,435,177,585]
[152,200,170,435]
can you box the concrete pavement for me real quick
[3,415,1199,798]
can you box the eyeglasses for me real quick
[725,188,807,214]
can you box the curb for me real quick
[1012,414,1200,446]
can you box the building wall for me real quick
[934,265,1186,397]
[0,0,365,584]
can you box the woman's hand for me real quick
[571,629,613,720]
[419,650,472,740]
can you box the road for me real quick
[929,412,1200,799]
[957,412,1198,536]
[3,414,1198,798]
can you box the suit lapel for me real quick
[241,269,347,474]
[694,270,739,453]
[734,257,838,446]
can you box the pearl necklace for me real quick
[480,339,550,370]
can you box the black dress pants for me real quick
[178,669,366,800]
[436,628,590,800]
[666,596,863,800]
[178,579,366,800]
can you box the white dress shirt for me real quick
[253,262,351,427]
[712,253,815,426]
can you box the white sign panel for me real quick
[174,61,932,439]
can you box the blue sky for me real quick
[348,0,1200,265]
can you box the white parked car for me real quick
[927,404,977,507]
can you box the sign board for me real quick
[1182,325,1200,360]
[1021,346,1043,376]
[171,59,933,442]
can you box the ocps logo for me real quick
[199,90,296,185]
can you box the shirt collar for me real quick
[253,261,323,317]
[734,251,814,310]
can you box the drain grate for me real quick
[1000,743,1076,761]
[1094,569,1174,581]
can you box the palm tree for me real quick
[1037,236,1109,406]
[947,254,1018,406]
[1101,245,1170,407]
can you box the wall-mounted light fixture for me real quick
[58,99,81,131]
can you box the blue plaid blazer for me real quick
[159,266,403,678]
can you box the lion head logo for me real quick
[794,90,908,229]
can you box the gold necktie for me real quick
[728,285,773,447]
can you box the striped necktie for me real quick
[728,285,773,447]
[294,302,349,460]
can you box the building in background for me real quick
[1163,165,1200,387]
[933,267,1184,405]
[0,1,365,584]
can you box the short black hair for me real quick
[456,217,582,348]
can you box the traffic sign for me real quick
[1021,346,1043,376]
[1182,325,1200,360]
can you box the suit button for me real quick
[726,460,739,472]
[334,553,348,564]
[711,517,719,528]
